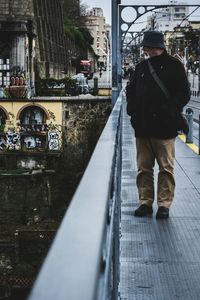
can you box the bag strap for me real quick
[147,60,170,100]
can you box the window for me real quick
[19,106,48,150]
[20,107,46,126]
[0,58,10,87]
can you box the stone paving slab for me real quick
[120,100,200,300]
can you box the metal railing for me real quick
[28,92,123,300]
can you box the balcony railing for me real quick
[20,123,49,132]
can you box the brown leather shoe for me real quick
[134,204,153,217]
[156,206,169,219]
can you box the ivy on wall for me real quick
[64,17,95,54]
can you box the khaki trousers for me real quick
[136,137,176,208]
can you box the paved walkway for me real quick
[120,98,200,300]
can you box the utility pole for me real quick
[112,0,121,107]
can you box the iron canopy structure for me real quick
[112,2,200,105]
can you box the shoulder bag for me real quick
[147,60,189,135]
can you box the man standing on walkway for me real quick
[126,31,190,219]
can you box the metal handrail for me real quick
[28,91,123,300]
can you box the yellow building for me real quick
[0,100,62,152]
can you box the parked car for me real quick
[71,74,90,95]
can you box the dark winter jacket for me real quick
[126,51,191,138]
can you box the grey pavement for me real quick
[88,70,112,88]
[120,98,200,300]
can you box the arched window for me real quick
[19,106,48,150]
[20,106,46,125]
[19,106,48,132]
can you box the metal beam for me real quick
[112,3,199,105]
[119,4,200,41]
[118,4,200,93]
[112,0,121,107]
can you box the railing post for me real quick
[93,76,98,96]
[185,108,194,144]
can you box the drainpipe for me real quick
[27,20,34,97]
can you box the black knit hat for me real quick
[141,31,165,49]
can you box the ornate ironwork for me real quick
[119,4,200,43]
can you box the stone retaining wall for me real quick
[0,99,111,226]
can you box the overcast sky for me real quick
[82,0,111,24]
[83,0,200,26]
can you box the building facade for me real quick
[33,0,68,80]
[0,0,81,155]
[0,99,63,152]
[0,0,34,95]
[146,2,200,96]
[146,2,190,56]
[0,0,80,97]
[153,2,189,32]
[82,8,109,68]
[62,0,80,22]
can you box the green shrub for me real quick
[35,77,76,96]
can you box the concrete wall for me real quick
[0,0,34,21]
